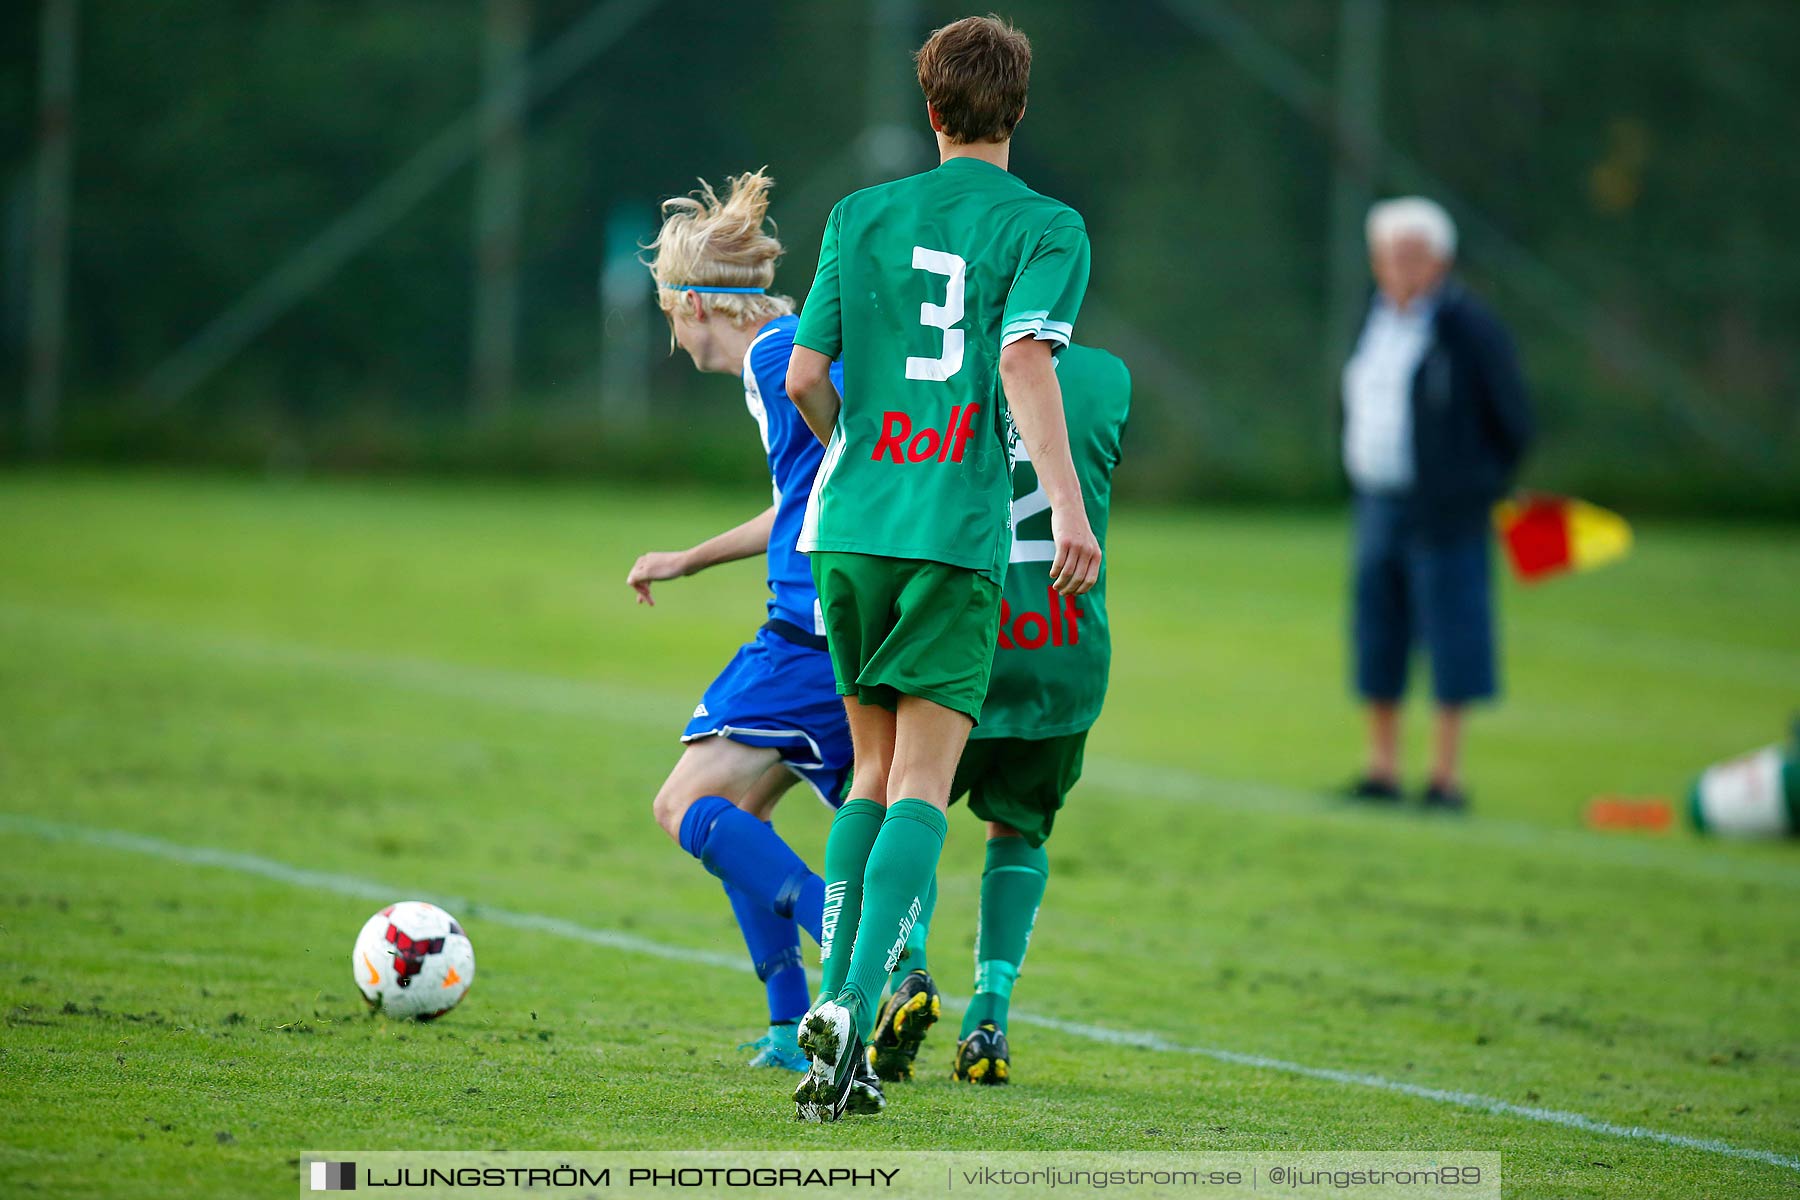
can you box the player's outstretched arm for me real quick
[1000,338,1101,596]
[627,505,777,606]
[785,347,842,447]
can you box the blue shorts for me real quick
[1351,493,1497,705]
[682,621,852,808]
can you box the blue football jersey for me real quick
[742,315,840,633]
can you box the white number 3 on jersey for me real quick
[905,246,966,382]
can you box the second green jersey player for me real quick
[865,344,1131,1087]
[783,15,1101,1122]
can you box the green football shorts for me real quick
[810,551,1003,723]
[950,731,1088,847]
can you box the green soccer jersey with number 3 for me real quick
[977,344,1130,740]
[795,157,1091,585]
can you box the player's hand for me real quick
[626,551,691,606]
[1047,508,1101,596]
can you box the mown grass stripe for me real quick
[3,600,1793,890]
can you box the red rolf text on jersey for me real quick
[998,585,1083,651]
[871,405,982,464]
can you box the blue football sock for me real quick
[722,881,810,1024]
[679,796,826,944]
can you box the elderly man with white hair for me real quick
[1341,197,1533,812]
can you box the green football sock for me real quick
[837,799,947,1040]
[890,871,937,981]
[815,798,886,1004]
[960,835,1048,1038]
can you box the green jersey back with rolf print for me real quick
[976,344,1130,740]
[795,157,1090,585]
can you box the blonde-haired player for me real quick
[647,170,795,343]
[628,172,873,1105]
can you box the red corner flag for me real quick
[1495,494,1632,583]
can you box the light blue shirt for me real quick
[1343,294,1437,493]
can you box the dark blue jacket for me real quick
[1343,281,1534,537]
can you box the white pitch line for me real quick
[1010,1013,1800,1174]
[5,813,1795,1176]
[0,816,749,976]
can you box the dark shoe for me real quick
[1421,782,1469,813]
[952,1022,1010,1086]
[868,969,941,1082]
[1345,775,1402,803]
[844,1054,886,1115]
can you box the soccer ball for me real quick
[351,901,475,1020]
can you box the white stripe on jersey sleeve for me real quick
[1001,309,1074,348]
[1002,323,1073,349]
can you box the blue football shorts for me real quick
[681,620,852,807]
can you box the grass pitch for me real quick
[0,471,1796,1198]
